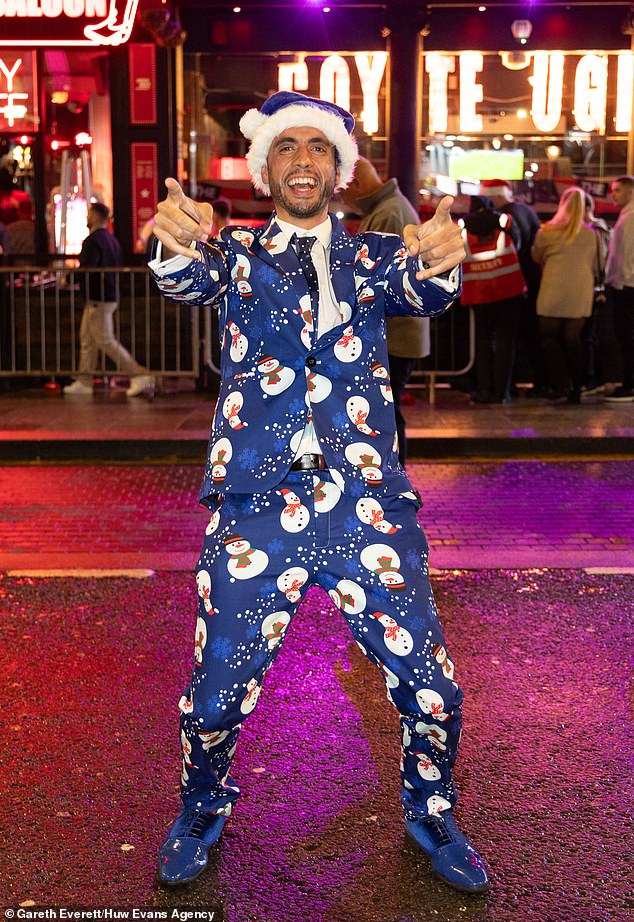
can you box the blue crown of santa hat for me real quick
[239,90,358,196]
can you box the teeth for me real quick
[288,177,317,187]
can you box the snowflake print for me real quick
[210,636,233,659]
[267,538,284,555]
[238,448,259,469]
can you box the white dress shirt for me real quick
[275,215,340,458]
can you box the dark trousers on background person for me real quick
[539,316,585,400]
[474,297,522,403]
[388,354,417,466]
[611,286,634,390]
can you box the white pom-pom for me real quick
[239,109,268,140]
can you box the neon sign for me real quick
[0,0,140,46]
[0,52,37,132]
[279,51,633,138]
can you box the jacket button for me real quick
[306,356,317,367]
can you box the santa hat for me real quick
[479,179,512,198]
[239,90,358,195]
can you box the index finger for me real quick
[165,177,185,204]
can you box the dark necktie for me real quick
[292,234,319,335]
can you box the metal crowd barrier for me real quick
[0,265,199,379]
[0,263,475,403]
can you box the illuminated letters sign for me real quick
[0,0,140,46]
[277,51,632,138]
[0,51,37,132]
[278,52,388,136]
[424,51,632,136]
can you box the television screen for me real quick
[448,148,525,181]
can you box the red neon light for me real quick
[0,0,140,47]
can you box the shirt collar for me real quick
[275,214,332,249]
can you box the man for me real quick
[149,91,488,894]
[63,202,154,397]
[480,179,543,393]
[342,156,429,464]
[605,175,634,402]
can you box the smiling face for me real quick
[262,126,339,227]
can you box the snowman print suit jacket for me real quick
[150,212,460,505]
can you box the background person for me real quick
[604,175,634,402]
[64,203,154,397]
[531,187,599,404]
[480,178,543,395]
[581,192,611,396]
[341,155,430,465]
[460,195,525,404]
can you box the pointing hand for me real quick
[152,178,214,261]
[403,196,465,281]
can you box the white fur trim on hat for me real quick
[239,103,358,195]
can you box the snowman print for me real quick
[360,543,406,591]
[240,677,261,715]
[416,688,449,722]
[231,229,255,251]
[226,322,249,362]
[178,694,193,714]
[346,395,379,436]
[415,722,448,752]
[222,391,248,430]
[432,643,455,680]
[356,243,377,270]
[356,497,401,535]
[306,371,332,404]
[370,611,414,656]
[371,362,394,403]
[334,325,362,363]
[193,615,207,666]
[224,534,269,580]
[344,441,383,487]
[181,729,195,766]
[261,611,291,650]
[296,294,315,349]
[328,578,366,615]
[199,728,230,751]
[278,488,310,533]
[205,506,222,536]
[277,566,309,603]
[412,752,442,782]
[403,271,425,309]
[313,472,343,513]
[358,286,375,305]
[257,355,296,395]
[210,437,232,485]
[231,253,252,298]
[196,569,217,615]
[427,794,452,815]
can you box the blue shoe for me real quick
[158,807,228,886]
[405,811,489,893]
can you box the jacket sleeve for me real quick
[380,236,461,318]
[148,237,230,308]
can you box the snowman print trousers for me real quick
[177,469,463,823]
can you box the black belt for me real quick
[290,453,327,472]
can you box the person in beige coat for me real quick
[531,186,600,403]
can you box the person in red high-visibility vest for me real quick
[460,196,527,404]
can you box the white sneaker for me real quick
[126,374,155,397]
[63,380,93,396]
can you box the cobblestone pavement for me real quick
[0,570,632,921]
[0,460,633,570]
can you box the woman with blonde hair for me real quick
[532,186,601,403]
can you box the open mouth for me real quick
[286,175,319,194]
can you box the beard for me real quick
[268,174,336,220]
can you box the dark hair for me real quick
[211,197,232,220]
[614,175,634,189]
[89,201,110,222]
